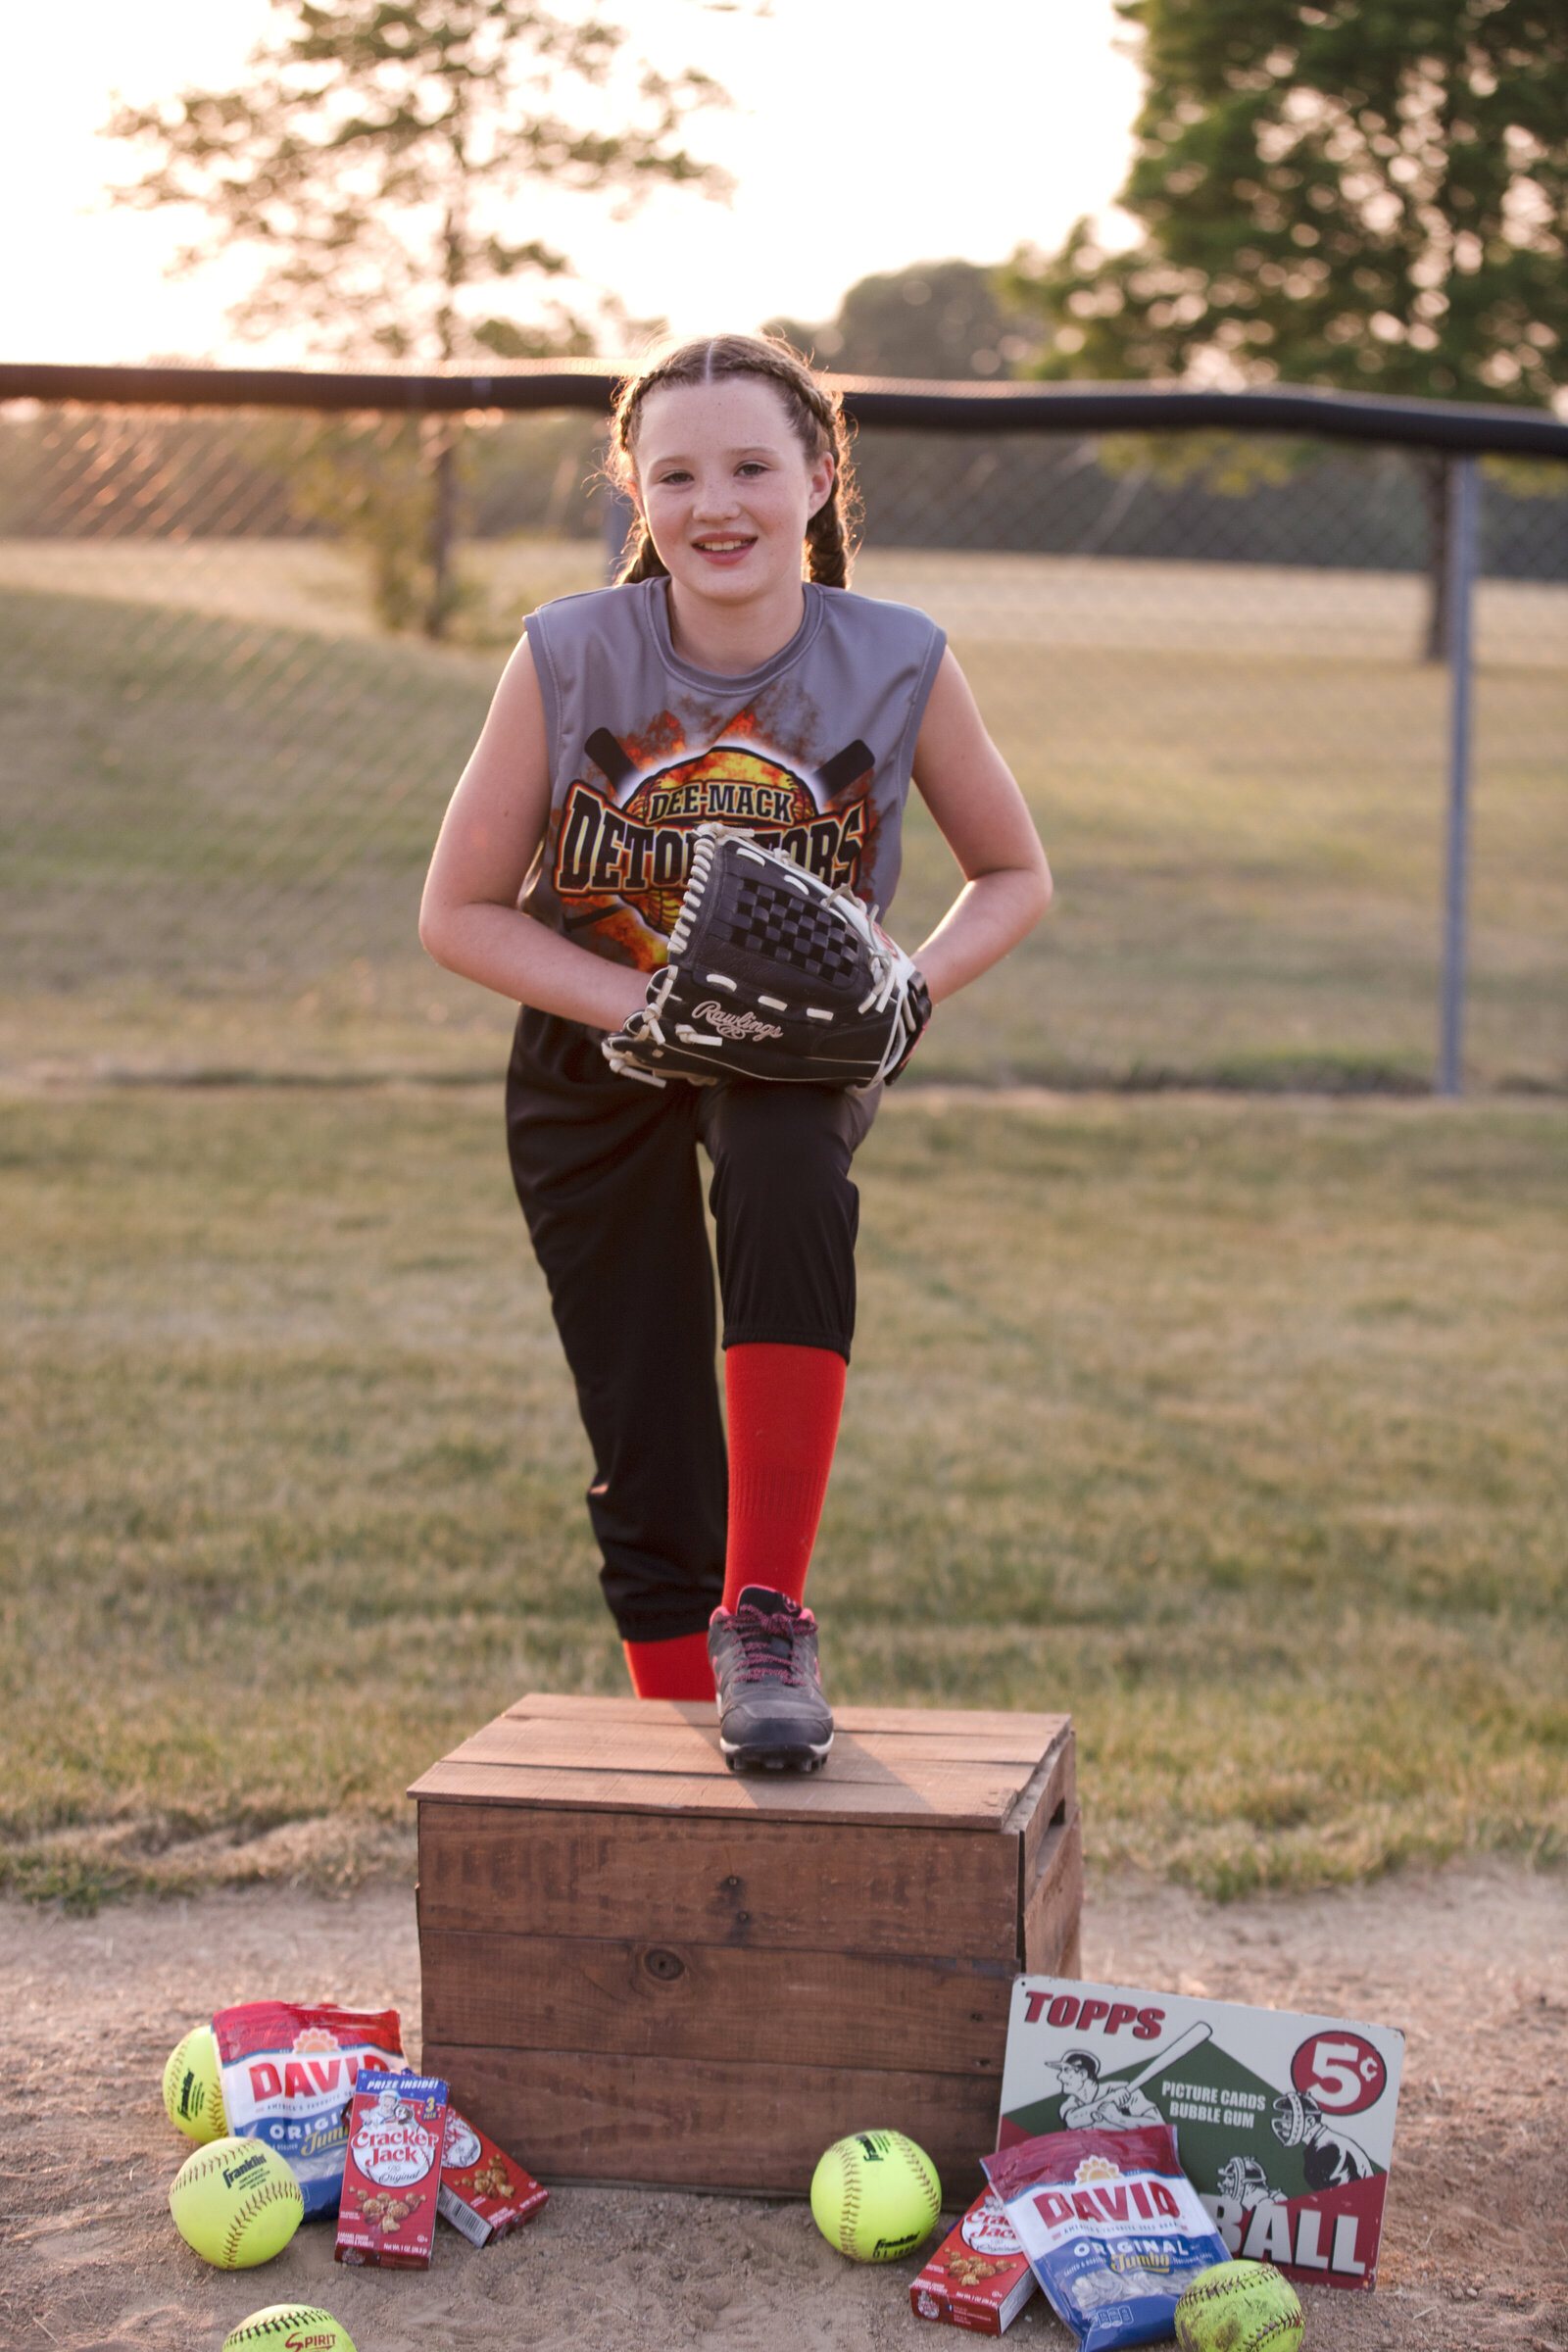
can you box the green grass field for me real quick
[4,1083,1564,1908]
[1,539,1563,1091]
[2,537,1563,1908]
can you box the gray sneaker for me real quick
[708,1587,834,1773]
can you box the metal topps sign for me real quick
[999,1980,1405,2291]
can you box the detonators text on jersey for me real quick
[555,729,879,959]
[551,729,875,970]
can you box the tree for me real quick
[767,259,1041,380]
[107,0,730,634]
[1004,0,1568,655]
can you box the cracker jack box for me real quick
[212,2002,404,2218]
[999,1978,1405,2290]
[909,2188,1038,2333]
[983,2125,1229,2352]
[335,2068,448,2268]
[438,2106,549,2245]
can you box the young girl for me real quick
[419,334,1051,1771]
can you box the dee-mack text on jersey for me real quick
[557,782,865,900]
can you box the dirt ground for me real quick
[1,1859,1563,2352]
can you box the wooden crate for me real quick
[410,1693,1080,2200]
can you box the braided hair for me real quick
[611,334,858,589]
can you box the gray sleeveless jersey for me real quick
[521,577,945,972]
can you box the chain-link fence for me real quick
[1,366,1563,1091]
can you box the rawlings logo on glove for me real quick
[689,1002,785,1043]
[603,826,931,1092]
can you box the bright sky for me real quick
[6,0,1143,366]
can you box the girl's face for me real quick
[632,376,834,609]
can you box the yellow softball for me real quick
[809,2129,942,2263]
[221,2309,356,2352]
[170,2136,304,2269]
[1175,2260,1304,2352]
[162,2026,228,2142]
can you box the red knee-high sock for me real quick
[622,1633,716,1701]
[722,1342,847,1613]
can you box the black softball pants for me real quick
[505,1006,879,1643]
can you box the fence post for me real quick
[1436,453,1480,1098]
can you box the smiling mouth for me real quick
[692,536,756,554]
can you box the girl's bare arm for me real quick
[417,638,648,1031]
[908,651,1053,1003]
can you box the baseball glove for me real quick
[602,826,931,1091]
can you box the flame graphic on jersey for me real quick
[554,734,874,966]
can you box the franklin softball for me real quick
[809,2129,942,2262]
[170,2136,304,2269]
[162,2025,228,2142]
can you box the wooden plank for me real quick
[1008,1724,1077,1888]
[836,1705,1067,1746]
[502,1691,1069,1748]
[840,1733,1053,1763]
[445,1715,1054,1783]
[409,1756,1026,1830]
[1021,1807,1084,1978]
[421,2043,1002,2202]
[457,1719,1042,1773]
[416,1803,1023,1961]
[420,1929,1012,2076]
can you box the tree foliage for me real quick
[1005,0,1568,409]
[105,1,729,637]
[107,0,730,367]
[767,259,1041,381]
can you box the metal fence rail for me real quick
[2,363,1564,1094]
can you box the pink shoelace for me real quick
[729,1599,817,1686]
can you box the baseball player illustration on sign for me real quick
[1272,2091,1376,2189]
[1215,2156,1275,2214]
[1038,2050,1166,2132]
[421,334,1052,1770]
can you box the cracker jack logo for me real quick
[959,2190,1022,2259]
[351,2084,441,2188]
[554,726,874,952]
